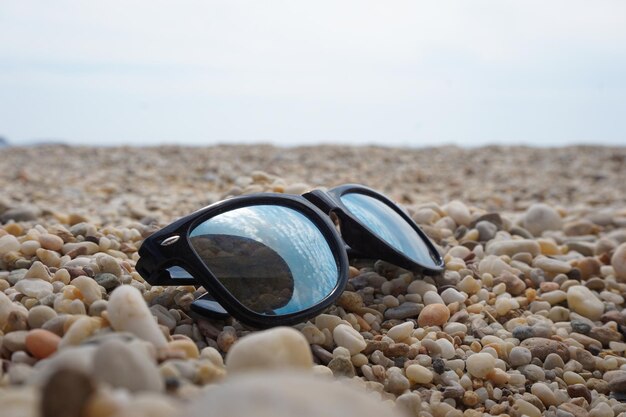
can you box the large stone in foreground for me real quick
[225,327,313,373]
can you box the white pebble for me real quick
[567,285,604,321]
[406,364,433,384]
[466,352,495,378]
[333,324,366,355]
[440,288,467,305]
[107,285,167,348]
[225,327,313,373]
[387,322,414,342]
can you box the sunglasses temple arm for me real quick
[145,266,202,286]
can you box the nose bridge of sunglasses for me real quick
[301,189,340,214]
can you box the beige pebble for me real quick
[39,234,64,251]
[466,352,496,378]
[387,322,414,342]
[406,364,433,384]
[612,243,626,282]
[333,324,366,355]
[225,327,313,373]
[168,339,200,359]
[567,285,604,321]
[107,285,168,348]
[71,276,102,305]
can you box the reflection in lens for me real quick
[189,205,338,316]
[340,192,440,268]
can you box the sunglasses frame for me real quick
[136,184,444,328]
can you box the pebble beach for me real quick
[1,144,626,417]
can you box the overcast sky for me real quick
[1,1,625,147]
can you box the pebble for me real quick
[533,256,572,273]
[441,288,467,304]
[385,302,421,320]
[38,234,64,251]
[612,242,626,282]
[71,276,102,305]
[333,324,367,355]
[225,327,313,373]
[25,329,61,359]
[523,203,563,236]
[14,278,54,299]
[107,285,168,348]
[531,382,558,406]
[94,272,120,290]
[466,352,496,378]
[509,346,532,367]
[445,201,472,226]
[520,337,570,361]
[567,285,605,321]
[486,239,541,257]
[386,322,414,342]
[418,303,450,327]
[27,305,57,329]
[182,371,404,417]
[93,338,164,392]
[495,297,519,315]
[406,364,433,384]
[41,368,95,417]
[0,234,20,256]
[476,220,498,241]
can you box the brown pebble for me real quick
[41,369,95,417]
[567,383,592,404]
[418,304,450,327]
[25,329,61,359]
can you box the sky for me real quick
[1,1,625,147]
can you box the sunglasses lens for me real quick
[340,192,440,268]
[189,205,339,316]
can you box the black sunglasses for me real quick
[136,184,444,328]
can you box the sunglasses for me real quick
[136,184,444,328]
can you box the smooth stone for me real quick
[567,384,592,404]
[3,330,28,352]
[436,339,455,359]
[14,278,53,299]
[24,261,51,281]
[407,280,437,296]
[520,364,545,382]
[0,234,20,255]
[612,243,626,282]
[41,368,95,417]
[95,254,123,277]
[93,339,163,392]
[466,352,496,378]
[387,322,414,342]
[386,371,410,394]
[107,285,167,348]
[486,239,541,257]
[225,327,313,373]
[0,206,39,222]
[523,203,563,236]
[493,272,526,296]
[327,356,355,378]
[544,353,565,370]
[38,234,64,251]
[541,290,568,305]
[567,285,604,321]
[182,371,404,417]
[533,257,572,274]
[418,303,450,327]
[478,255,517,276]
[406,364,433,384]
[27,305,57,329]
[520,338,570,362]
[71,276,102,305]
[315,314,343,331]
[441,288,467,305]
[495,297,519,316]
[509,346,532,367]
[25,329,61,359]
[445,201,471,227]
[385,302,421,320]
[531,382,558,406]
[476,221,498,242]
[94,273,120,290]
[333,324,366,355]
[58,316,102,349]
[168,339,199,359]
[423,291,444,305]
[458,275,481,294]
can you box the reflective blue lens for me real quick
[340,192,440,268]
[189,205,338,316]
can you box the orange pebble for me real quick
[25,329,61,359]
